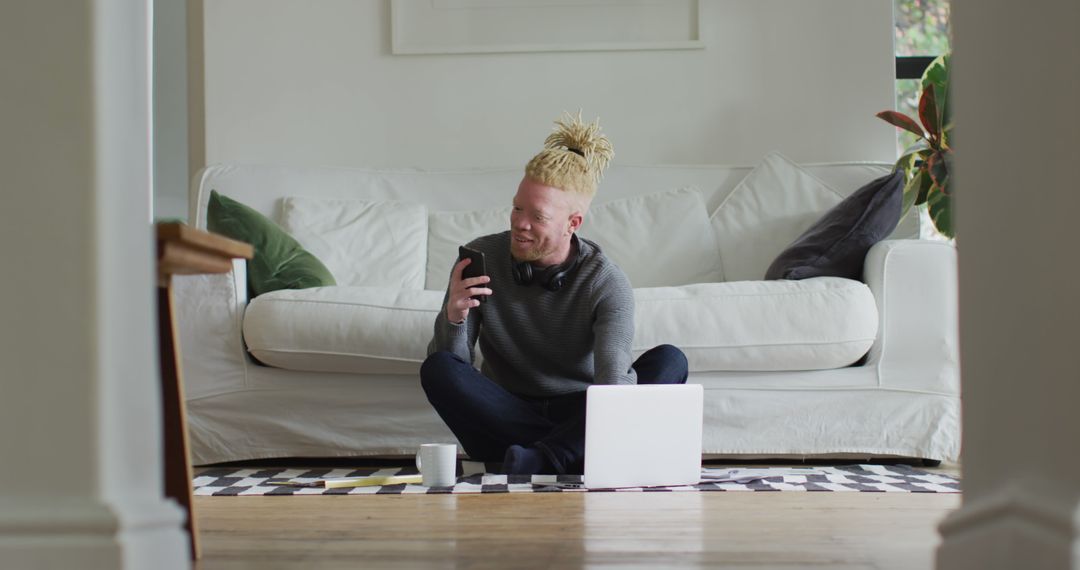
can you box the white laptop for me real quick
[581,384,704,489]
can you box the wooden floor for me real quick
[193,463,961,570]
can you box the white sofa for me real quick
[175,153,960,466]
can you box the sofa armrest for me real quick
[863,239,959,394]
[172,258,249,399]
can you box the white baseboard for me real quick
[937,486,1079,569]
[0,496,189,569]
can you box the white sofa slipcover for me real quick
[175,157,960,465]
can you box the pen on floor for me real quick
[267,474,424,489]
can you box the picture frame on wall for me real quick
[390,0,703,55]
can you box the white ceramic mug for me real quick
[415,443,457,487]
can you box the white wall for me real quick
[198,0,896,175]
[938,1,1080,568]
[153,0,190,221]
[0,0,187,567]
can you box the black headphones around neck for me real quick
[511,235,584,292]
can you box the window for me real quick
[894,0,951,150]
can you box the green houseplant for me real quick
[877,54,953,238]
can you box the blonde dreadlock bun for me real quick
[524,111,614,205]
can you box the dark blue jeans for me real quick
[419,345,689,475]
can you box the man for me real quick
[421,112,688,475]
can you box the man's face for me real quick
[510,177,580,265]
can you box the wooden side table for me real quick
[156,223,253,560]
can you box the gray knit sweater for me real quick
[427,231,638,398]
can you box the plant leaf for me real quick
[877,111,926,140]
[928,150,950,192]
[902,168,933,215]
[901,138,931,157]
[942,149,955,194]
[927,185,954,238]
[922,54,951,145]
[918,167,934,204]
[920,53,953,238]
[901,171,921,215]
[896,140,930,173]
[919,86,941,144]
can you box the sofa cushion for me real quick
[206,190,336,297]
[243,276,876,375]
[765,171,904,281]
[426,207,511,290]
[710,152,844,282]
[632,277,878,371]
[425,187,723,290]
[243,286,444,375]
[281,196,427,289]
[578,187,723,287]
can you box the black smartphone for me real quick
[458,245,487,303]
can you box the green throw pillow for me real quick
[206,190,336,297]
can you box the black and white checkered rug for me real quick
[193,463,959,496]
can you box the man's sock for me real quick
[502,444,554,475]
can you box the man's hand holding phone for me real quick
[447,246,492,324]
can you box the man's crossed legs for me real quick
[419,345,689,475]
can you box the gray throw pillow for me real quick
[764,171,904,281]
